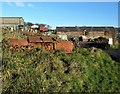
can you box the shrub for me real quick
[1,42,120,93]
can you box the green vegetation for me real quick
[1,39,120,93]
[1,31,120,93]
[109,40,119,49]
[109,44,119,49]
[2,30,27,39]
[0,32,2,42]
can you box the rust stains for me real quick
[27,36,56,51]
[28,36,42,43]
[55,40,73,53]
[40,27,48,31]
[40,36,56,42]
[9,38,28,47]
[28,36,56,43]
[6,35,73,53]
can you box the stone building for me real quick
[0,17,24,31]
[56,26,117,39]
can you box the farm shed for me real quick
[5,35,74,53]
[28,36,42,49]
[39,27,48,32]
[28,36,74,52]
[28,36,56,50]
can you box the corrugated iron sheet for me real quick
[28,36,42,43]
[40,27,48,31]
[40,36,55,42]
[28,36,56,43]
[9,38,28,47]
[55,40,73,53]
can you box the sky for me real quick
[1,2,118,29]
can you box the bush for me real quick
[1,42,120,93]
[2,30,27,39]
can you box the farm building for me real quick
[28,35,56,51]
[0,17,24,31]
[5,35,73,53]
[56,26,84,36]
[39,26,48,32]
[56,26,117,39]
[27,36,73,53]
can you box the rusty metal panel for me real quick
[28,35,56,43]
[40,36,55,42]
[29,43,42,48]
[28,36,42,43]
[43,43,54,51]
[40,27,48,31]
[55,40,73,53]
[9,38,28,47]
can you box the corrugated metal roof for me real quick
[40,27,48,31]
[40,36,56,42]
[28,36,42,43]
[28,36,56,43]
[92,27,105,31]
[56,26,115,32]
